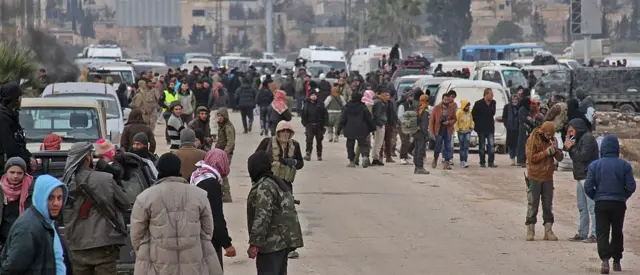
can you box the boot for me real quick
[347,161,356,168]
[304,153,311,161]
[221,177,232,203]
[248,123,253,132]
[543,223,558,241]
[601,260,610,274]
[317,154,322,161]
[443,161,452,170]
[414,167,430,174]
[612,260,621,272]
[432,157,438,169]
[372,159,384,166]
[526,224,535,241]
[362,158,371,168]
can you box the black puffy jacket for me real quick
[0,104,31,173]
[235,84,257,108]
[567,118,599,180]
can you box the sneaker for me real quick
[317,155,323,161]
[449,160,454,166]
[510,158,516,166]
[362,158,371,168]
[400,159,408,165]
[582,235,597,243]
[347,161,356,168]
[288,250,299,259]
[567,234,586,242]
[303,154,311,161]
[372,159,384,166]
[461,161,469,168]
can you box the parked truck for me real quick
[562,38,611,64]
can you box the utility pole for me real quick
[265,0,274,53]
[214,0,223,54]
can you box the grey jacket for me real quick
[372,99,388,127]
[63,168,130,250]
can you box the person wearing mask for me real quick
[0,157,33,248]
[584,135,636,274]
[167,101,185,151]
[502,94,520,166]
[579,94,596,131]
[317,73,332,103]
[121,108,156,153]
[524,122,563,242]
[517,97,534,167]
[189,149,236,269]
[371,88,390,166]
[268,90,293,136]
[397,88,419,165]
[256,80,275,136]
[0,175,72,274]
[130,153,223,275]
[215,108,235,203]
[414,94,431,175]
[338,92,375,168]
[471,88,498,168]
[41,133,63,151]
[335,76,353,103]
[0,83,36,174]
[455,100,473,168]
[235,76,258,133]
[174,128,207,183]
[178,83,196,123]
[564,118,600,243]
[62,142,130,274]
[246,151,304,273]
[130,133,157,161]
[94,138,126,188]
[353,89,377,165]
[324,87,346,143]
[429,93,457,170]
[301,91,328,161]
[188,106,213,149]
[131,79,160,131]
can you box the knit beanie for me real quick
[157,153,182,179]
[133,132,149,145]
[95,139,116,161]
[180,128,196,147]
[4,157,26,172]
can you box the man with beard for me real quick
[0,83,36,174]
[130,133,157,161]
[188,106,213,149]
[335,76,353,102]
[300,91,328,161]
[120,109,156,153]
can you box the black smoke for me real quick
[24,27,80,82]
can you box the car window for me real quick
[47,95,121,118]
[21,107,101,142]
[481,70,503,85]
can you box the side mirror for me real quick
[110,130,121,145]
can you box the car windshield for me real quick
[306,65,331,78]
[89,72,124,84]
[46,95,121,119]
[314,61,346,72]
[120,71,134,84]
[21,107,101,142]
[502,69,528,88]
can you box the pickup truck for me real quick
[31,151,157,274]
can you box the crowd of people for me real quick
[0,50,637,274]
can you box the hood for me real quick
[248,151,273,183]
[600,135,620,158]
[32,175,68,222]
[568,118,588,139]
[217,107,229,120]
[275,120,295,137]
[127,108,144,122]
[460,99,470,110]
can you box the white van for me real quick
[349,45,401,73]
[218,55,251,69]
[433,79,509,152]
[472,66,529,89]
[78,44,123,59]
[299,46,348,73]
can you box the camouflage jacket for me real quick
[247,176,304,253]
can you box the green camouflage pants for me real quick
[525,178,555,225]
[222,154,233,201]
[70,245,119,275]
[327,112,341,138]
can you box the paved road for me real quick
[155,113,640,275]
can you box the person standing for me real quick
[471,88,498,168]
[564,118,600,243]
[130,153,223,275]
[524,122,563,242]
[215,108,236,203]
[268,90,293,136]
[397,89,419,165]
[166,101,185,151]
[131,79,161,131]
[317,73,332,103]
[62,142,130,275]
[0,83,36,174]
[159,81,178,144]
[324,87,346,143]
[294,69,306,116]
[455,100,473,168]
[584,135,636,274]
[246,151,304,274]
[429,93,456,170]
[414,94,431,174]
[336,76,353,102]
[338,92,375,168]
[517,97,534,167]
[0,157,34,248]
[301,91,328,161]
[0,175,72,274]
[256,81,275,136]
[209,82,228,141]
[502,94,520,166]
[189,149,236,269]
[174,128,207,182]
[235,76,257,133]
[371,89,389,166]
[188,106,213,149]
[178,83,196,123]
[120,109,156,153]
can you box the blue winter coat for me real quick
[584,135,636,202]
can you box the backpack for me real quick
[401,110,419,134]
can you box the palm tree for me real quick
[367,0,422,44]
[0,42,39,89]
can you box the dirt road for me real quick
[155,113,640,274]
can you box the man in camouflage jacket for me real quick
[246,151,303,274]
[215,107,235,202]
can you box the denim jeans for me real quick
[295,97,305,116]
[577,179,596,238]
[458,131,470,162]
[434,132,452,161]
[477,132,495,165]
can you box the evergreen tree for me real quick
[488,21,524,44]
[425,0,472,56]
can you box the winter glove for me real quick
[280,158,297,167]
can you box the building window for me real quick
[192,10,205,17]
[498,4,505,10]
[505,0,510,6]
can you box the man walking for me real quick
[371,88,390,166]
[471,88,497,168]
[585,135,636,274]
[301,91,328,161]
[565,118,599,243]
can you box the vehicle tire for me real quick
[618,103,636,114]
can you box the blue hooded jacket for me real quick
[584,135,636,202]
[33,175,69,275]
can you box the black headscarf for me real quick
[566,98,583,121]
[0,82,22,106]
[247,151,291,192]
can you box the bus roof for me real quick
[461,45,544,50]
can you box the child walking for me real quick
[454,99,473,168]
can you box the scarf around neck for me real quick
[1,174,34,214]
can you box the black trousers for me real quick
[413,133,426,168]
[595,201,627,261]
[305,124,324,156]
[256,248,290,275]
[346,137,369,161]
[240,107,254,131]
